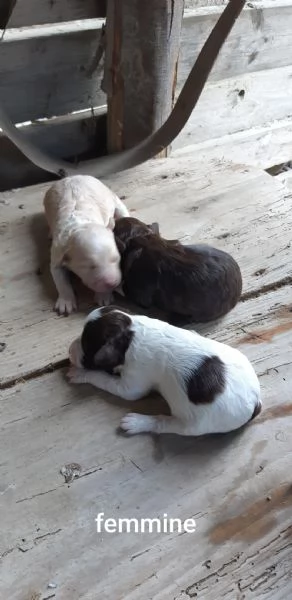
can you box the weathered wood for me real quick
[180,2,292,84]
[186,0,228,5]
[173,118,292,170]
[173,65,292,149]
[0,285,291,599]
[3,0,106,27]
[0,0,246,180]
[1,2,291,126]
[0,155,292,598]
[105,0,184,155]
[185,0,272,7]
[0,108,107,192]
[0,158,291,385]
[276,168,292,189]
[0,20,106,123]
[3,64,292,190]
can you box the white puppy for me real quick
[68,307,262,437]
[44,175,129,315]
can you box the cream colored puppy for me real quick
[44,175,129,315]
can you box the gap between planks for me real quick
[1,284,291,599]
[1,276,291,391]
[1,157,291,386]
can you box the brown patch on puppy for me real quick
[186,355,226,404]
[81,310,133,373]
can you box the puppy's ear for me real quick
[149,222,160,235]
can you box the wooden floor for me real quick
[0,156,292,600]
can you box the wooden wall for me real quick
[1,0,107,27]
[1,1,292,190]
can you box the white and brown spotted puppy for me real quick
[44,175,129,315]
[68,307,261,437]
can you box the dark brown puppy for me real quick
[114,217,242,323]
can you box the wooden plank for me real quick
[185,0,271,8]
[173,118,292,169]
[0,108,107,192]
[0,20,106,123]
[275,168,292,189]
[2,65,292,192]
[0,286,291,599]
[3,1,266,28]
[2,66,292,191]
[179,2,292,85]
[4,0,106,27]
[173,65,292,148]
[0,158,291,385]
[185,0,228,6]
[1,2,292,125]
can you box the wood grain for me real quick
[0,157,291,385]
[0,20,106,123]
[173,65,292,149]
[5,0,106,27]
[105,0,184,154]
[180,2,292,84]
[1,2,292,125]
[0,155,291,598]
[276,168,292,190]
[2,65,292,190]
[0,287,291,599]
[173,117,292,171]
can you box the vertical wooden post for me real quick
[104,0,184,157]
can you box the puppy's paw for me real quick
[55,296,77,316]
[67,366,88,385]
[94,292,113,307]
[120,413,154,435]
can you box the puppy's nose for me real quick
[104,275,121,290]
[104,280,117,290]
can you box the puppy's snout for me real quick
[94,273,121,292]
[104,277,120,290]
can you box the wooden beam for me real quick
[105,0,184,155]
